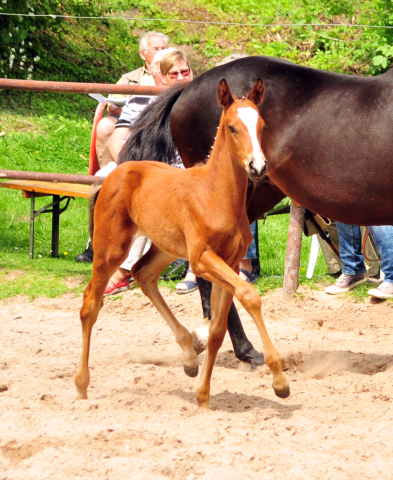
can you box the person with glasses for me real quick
[76,31,169,263]
[94,31,169,171]
[100,50,195,296]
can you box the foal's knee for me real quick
[236,282,261,311]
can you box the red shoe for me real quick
[104,273,131,296]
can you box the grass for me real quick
[0,105,336,301]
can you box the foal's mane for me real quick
[117,82,189,165]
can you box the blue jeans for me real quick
[244,221,257,260]
[336,222,393,284]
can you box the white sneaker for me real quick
[325,272,368,295]
[368,282,393,300]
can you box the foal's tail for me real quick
[88,184,102,242]
[118,82,188,165]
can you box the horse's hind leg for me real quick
[132,245,199,377]
[195,284,232,409]
[75,210,135,400]
[195,250,289,400]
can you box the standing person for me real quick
[103,50,194,296]
[325,223,393,299]
[76,32,169,263]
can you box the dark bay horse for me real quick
[118,56,393,364]
[120,55,393,225]
[76,79,289,408]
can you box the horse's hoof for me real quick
[236,346,265,366]
[274,386,290,399]
[184,364,199,378]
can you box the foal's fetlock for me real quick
[195,386,210,409]
[191,326,209,355]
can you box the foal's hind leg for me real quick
[195,251,289,400]
[132,245,199,377]
[75,214,135,400]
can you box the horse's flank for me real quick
[170,56,393,225]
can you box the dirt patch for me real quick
[1,285,393,479]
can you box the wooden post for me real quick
[283,201,305,297]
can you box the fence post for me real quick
[283,201,305,297]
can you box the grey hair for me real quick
[139,31,169,51]
[151,47,177,74]
[216,53,248,66]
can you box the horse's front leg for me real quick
[132,245,199,377]
[194,284,232,409]
[195,251,289,400]
[194,277,264,365]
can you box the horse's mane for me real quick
[118,82,188,165]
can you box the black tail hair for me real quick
[118,82,188,165]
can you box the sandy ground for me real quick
[1,281,393,480]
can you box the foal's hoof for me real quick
[184,364,199,378]
[274,386,290,399]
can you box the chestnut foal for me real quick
[75,78,289,408]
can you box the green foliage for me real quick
[0,0,141,83]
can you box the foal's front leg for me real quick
[195,277,264,365]
[195,251,289,400]
[132,245,199,377]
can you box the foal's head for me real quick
[217,78,267,181]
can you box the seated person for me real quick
[325,223,393,299]
[76,32,169,263]
[95,31,169,169]
[104,50,194,296]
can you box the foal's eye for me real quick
[228,125,236,134]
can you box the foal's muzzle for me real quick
[248,159,267,181]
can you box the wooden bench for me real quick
[0,103,108,259]
[0,179,91,259]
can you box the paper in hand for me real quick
[88,93,127,108]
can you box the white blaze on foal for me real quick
[237,106,266,175]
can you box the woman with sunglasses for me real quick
[103,49,195,296]
[159,50,193,86]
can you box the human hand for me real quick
[108,105,122,117]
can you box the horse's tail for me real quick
[118,82,188,165]
[88,184,102,242]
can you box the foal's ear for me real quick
[248,78,265,106]
[217,78,234,111]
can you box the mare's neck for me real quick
[204,112,249,210]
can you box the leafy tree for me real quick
[0,1,140,83]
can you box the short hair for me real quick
[160,50,190,76]
[139,31,169,51]
[151,48,177,74]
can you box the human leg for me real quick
[108,126,131,163]
[95,116,118,168]
[367,225,393,299]
[104,236,151,296]
[325,222,368,294]
[176,268,197,294]
[239,221,258,283]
